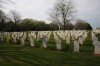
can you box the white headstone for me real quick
[20,33,26,46]
[79,36,83,45]
[42,32,51,48]
[92,32,100,55]
[74,39,79,52]
[54,32,62,50]
[28,33,35,47]
[66,33,70,44]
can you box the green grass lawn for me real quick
[0,44,100,66]
[0,31,100,66]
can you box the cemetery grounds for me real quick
[0,30,100,66]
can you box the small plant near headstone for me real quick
[61,39,69,51]
[7,33,13,44]
[69,35,74,52]
[80,31,94,52]
[47,32,56,50]
[24,32,30,46]
[35,31,38,40]
[16,38,21,45]
[95,33,100,41]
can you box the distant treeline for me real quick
[0,10,92,32]
[0,18,74,32]
[0,18,92,32]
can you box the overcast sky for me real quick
[3,0,100,28]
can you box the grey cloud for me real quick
[3,0,100,28]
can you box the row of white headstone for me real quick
[53,30,100,54]
[0,30,100,54]
[53,30,88,52]
[92,31,100,55]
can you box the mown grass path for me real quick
[0,44,100,66]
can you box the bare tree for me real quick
[49,0,76,31]
[9,10,21,24]
[0,0,13,8]
[0,10,6,21]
